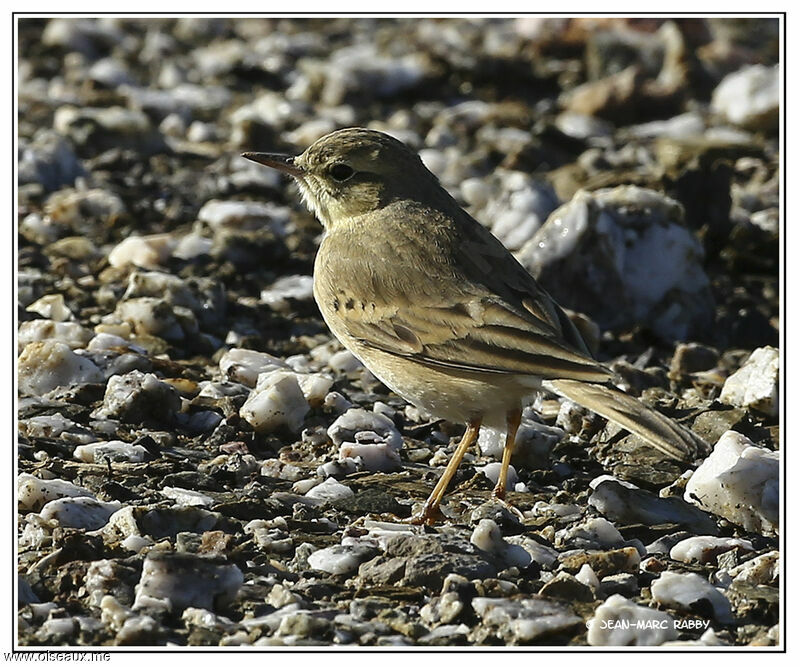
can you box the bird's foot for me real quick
[488,493,525,522]
[403,501,444,526]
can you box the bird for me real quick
[242,127,709,525]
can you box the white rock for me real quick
[650,571,732,622]
[198,199,288,233]
[684,430,778,536]
[44,187,126,226]
[172,232,213,260]
[555,112,613,140]
[338,442,402,473]
[479,171,559,251]
[588,594,678,646]
[669,536,753,564]
[114,297,185,340]
[477,417,563,464]
[108,234,177,269]
[719,346,779,416]
[18,341,103,396]
[711,64,779,129]
[556,516,624,549]
[517,186,712,340]
[323,391,352,413]
[198,380,250,399]
[728,551,779,586]
[327,408,403,450]
[327,349,364,374]
[121,535,153,553]
[19,413,81,440]
[161,487,214,507]
[307,542,377,576]
[296,373,334,407]
[74,440,149,463]
[239,370,309,433]
[471,597,582,642]
[133,552,243,613]
[26,294,72,322]
[304,477,354,503]
[219,348,288,386]
[86,333,139,352]
[18,473,95,511]
[662,628,728,646]
[470,519,532,568]
[39,496,121,530]
[18,319,93,351]
[575,564,600,590]
[260,275,314,311]
[477,462,518,488]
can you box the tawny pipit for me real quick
[243,128,709,525]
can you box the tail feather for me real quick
[542,379,710,462]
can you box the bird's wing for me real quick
[321,205,612,383]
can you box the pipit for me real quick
[243,128,709,525]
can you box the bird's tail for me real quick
[542,379,710,462]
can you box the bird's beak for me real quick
[241,152,304,178]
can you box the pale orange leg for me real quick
[491,407,522,501]
[406,418,482,525]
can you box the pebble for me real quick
[114,297,187,340]
[260,275,314,311]
[339,442,402,473]
[650,570,732,623]
[587,594,678,646]
[18,341,103,396]
[711,64,779,130]
[198,199,289,233]
[18,473,95,512]
[307,543,379,576]
[669,536,754,564]
[575,563,600,590]
[219,348,288,386]
[108,234,178,269]
[25,294,73,322]
[18,130,85,192]
[305,477,355,504]
[589,476,718,534]
[728,551,779,586]
[73,440,149,463]
[477,462,518,488]
[239,370,309,433]
[327,408,403,450]
[555,516,625,550]
[477,417,563,466]
[471,597,583,643]
[719,346,779,416]
[93,370,181,423]
[160,487,215,507]
[19,320,94,351]
[39,496,121,530]
[470,519,532,568]
[684,430,778,536]
[133,552,243,613]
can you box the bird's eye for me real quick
[329,163,355,182]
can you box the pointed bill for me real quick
[241,152,304,177]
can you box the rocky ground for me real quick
[17,17,780,647]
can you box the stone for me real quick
[684,430,778,536]
[719,346,779,416]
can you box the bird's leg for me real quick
[491,407,522,501]
[406,418,482,525]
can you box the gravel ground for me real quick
[17,16,780,648]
